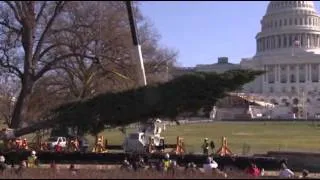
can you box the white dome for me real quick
[266,1,316,15]
[255,1,320,56]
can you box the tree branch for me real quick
[0,21,20,33]
[35,1,47,23]
[38,43,70,60]
[34,53,96,81]
[0,48,23,78]
[33,1,65,66]
[4,1,22,23]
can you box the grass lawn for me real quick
[95,121,320,155]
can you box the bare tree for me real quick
[0,1,178,136]
[0,1,102,128]
[0,74,19,125]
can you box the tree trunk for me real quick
[11,4,36,129]
[10,81,34,128]
[14,117,58,138]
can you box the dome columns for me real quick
[257,33,320,52]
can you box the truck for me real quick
[122,119,166,153]
[47,136,67,150]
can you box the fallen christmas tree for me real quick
[11,69,263,137]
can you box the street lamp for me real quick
[125,1,147,87]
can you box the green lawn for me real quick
[96,121,320,155]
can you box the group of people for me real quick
[201,138,215,155]
[120,153,311,179]
[6,138,29,150]
[0,150,38,175]
[0,150,312,178]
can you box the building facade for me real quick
[240,1,320,118]
[174,1,320,119]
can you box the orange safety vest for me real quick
[22,141,28,149]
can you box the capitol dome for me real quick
[256,1,320,56]
[266,1,316,14]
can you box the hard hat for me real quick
[165,153,170,159]
[23,138,27,141]
[0,156,5,163]
[204,138,208,141]
[31,150,36,155]
[155,118,161,123]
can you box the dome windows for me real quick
[283,36,287,47]
[289,35,293,47]
[305,17,308,25]
[298,1,302,7]
[309,18,312,25]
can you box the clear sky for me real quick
[139,1,320,67]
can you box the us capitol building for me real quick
[174,1,320,119]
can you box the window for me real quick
[292,98,299,105]
[275,21,277,27]
[311,64,319,82]
[299,65,304,70]
[305,18,308,25]
[269,87,274,93]
[295,18,298,25]
[300,18,303,25]
[300,87,304,92]
[309,18,312,25]
[282,87,286,93]
[279,19,282,26]
[299,65,306,83]
[290,65,295,70]
[306,99,311,104]
[290,74,296,83]
[278,36,282,48]
[281,99,287,104]
[291,86,296,93]
[289,35,292,46]
[284,36,287,47]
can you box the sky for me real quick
[139,1,320,67]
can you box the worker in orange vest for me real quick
[74,138,79,151]
[22,138,28,150]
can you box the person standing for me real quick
[27,151,38,168]
[202,138,209,155]
[210,140,215,154]
[203,156,227,177]
[0,155,6,174]
[162,153,172,172]
[245,162,261,177]
[279,163,295,178]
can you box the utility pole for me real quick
[125,1,147,87]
